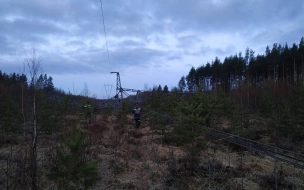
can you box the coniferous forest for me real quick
[0,38,304,189]
[180,37,304,93]
[0,70,94,135]
[177,37,304,139]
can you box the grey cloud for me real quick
[41,53,103,75]
[167,54,182,61]
[3,0,303,40]
[149,0,304,35]
[1,0,303,78]
[1,1,103,39]
[110,47,166,69]
[215,45,237,57]
[272,26,304,47]
[250,30,280,48]
[0,34,13,54]
[0,18,61,46]
[183,44,236,59]
[0,34,7,45]
[39,46,171,75]
[248,27,304,53]
[177,34,203,49]
[65,40,86,47]
[84,0,304,51]
[116,40,145,48]
[31,1,151,39]
[0,60,26,74]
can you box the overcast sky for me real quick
[1,0,304,99]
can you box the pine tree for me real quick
[46,120,101,189]
[0,90,20,134]
[163,85,169,94]
[186,67,196,92]
[157,85,162,93]
[299,37,304,84]
[178,76,186,92]
[45,76,54,94]
[173,87,210,144]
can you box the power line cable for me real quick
[99,83,304,169]
[99,0,111,73]
[148,109,304,169]
[100,0,116,99]
[99,0,114,97]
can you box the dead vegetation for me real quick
[1,114,304,189]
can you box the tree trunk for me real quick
[24,47,41,190]
[31,93,37,190]
[294,57,296,83]
[273,59,275,81]
[302,56,304,85]
[283,61,285,83]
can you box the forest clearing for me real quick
[1,105,304,189]
[1,0,304,189]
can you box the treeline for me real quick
[179,37,304,92]
[1,70,51,134]
[174,37,304,141]
[0,70,89,135]
[0,70,55,96]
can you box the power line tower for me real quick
[110,72,123,101]
[110,71,145,108]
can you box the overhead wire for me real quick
[99,0,113,98]
[148,109,304,169]
[99,0,111,72]
[99,81,304,169]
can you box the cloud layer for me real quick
[1,0,303,97]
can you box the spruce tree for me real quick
[178,76,186,92]
[46,120,101,189]
[173,87,210,145]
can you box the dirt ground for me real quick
[1,114,304,189]
[86,114,304,189]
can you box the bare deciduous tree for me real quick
[24,47,42,190]
[81,82,90,98]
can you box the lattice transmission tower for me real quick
[110,71,144,103]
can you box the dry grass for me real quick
[0,114,304,189]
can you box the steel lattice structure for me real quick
[110,71,144,105]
